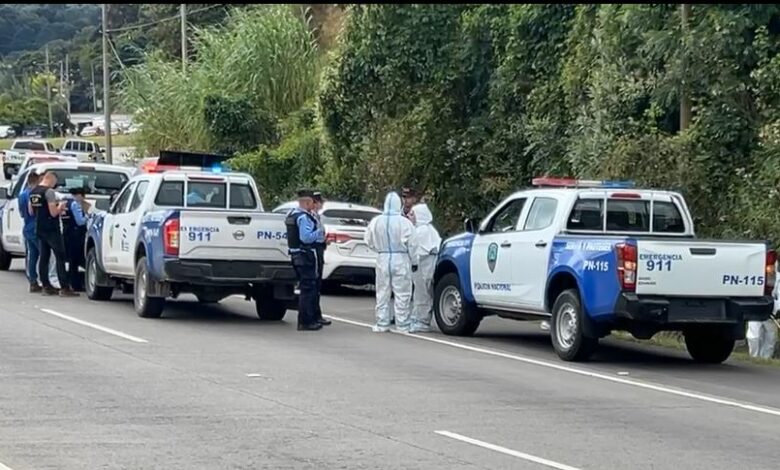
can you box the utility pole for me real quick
[65,54,71,117]
[45,45,53,135]
[91,62,97,113]
[181,4,187,72]
[102,3,113,164]
[680,4,692,132]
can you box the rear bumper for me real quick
[615,293,773,324]
[163,259,296,286]
[324,265,375,285]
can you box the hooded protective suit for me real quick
[365,193,416,332]
[748,278,779,358]
[410,204,441,333]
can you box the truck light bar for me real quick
[531,177,635,189]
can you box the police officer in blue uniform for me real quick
[311,191,331,326]
[286,189,325,331]
[61,187,90,291]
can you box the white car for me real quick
[273,201,381,286]
[2,139,59,179]
[10,154,79,183]
[0,162,134,270]
[80,126,98,137]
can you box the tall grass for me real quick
[119,5,319,156]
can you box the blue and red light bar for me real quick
[531,177,635,189]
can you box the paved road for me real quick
[1,259,779,470]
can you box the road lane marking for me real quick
[39,308,148,344]
[324,314,780,418]
[0,461,15,470]
[435,431,581,470]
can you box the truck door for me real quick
[3,172,28,255]
[510,195,560,312]
[470,197,528,307]
[102,182,135,273]
[115,180,150,276]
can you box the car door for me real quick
[115,180,150,276]
[102,182,136,273]
[2,171,27,254]
[510,195,561,312]
[470,197,528,307]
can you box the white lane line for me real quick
[435,431,581,470]
[0,462,15,470]
[324,314,780,418]
[39,308,148,344]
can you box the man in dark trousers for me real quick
[62,187,91,291]
[285,189,324,331]
[311,191,331,326]
[19,172,41,292]
[29,170,78,297]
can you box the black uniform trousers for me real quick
[64,226,87,290]
[38,228,69,289]
[292,249,319,326]
[314,244,325,321]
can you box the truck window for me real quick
[229,183,257,209]
[484,198,527,233]
[607,200,650,231]
[129,181,149,212]
[187,181,226,208]
[524,197,558,231]
[567,199,604,231]
[50,169,128,196]
[155,181,184,206]
[652,201,685,233]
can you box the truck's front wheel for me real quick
[551,289,598,361]
[434,273,482,336]
[0,241,12,271]
[684,327,735,364]
[134,257,165,318]
[85,248,113,301]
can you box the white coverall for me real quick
[365,193,416,332]
[410,204,441,333]
[747,279,778,359]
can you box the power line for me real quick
[105,4,226,34]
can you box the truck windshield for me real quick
[50,169,129,196]
[567,198,685,233]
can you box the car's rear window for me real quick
[154,180,256,209]
[50,169,128,196]
[567,198,685,233]
[321,209,380,227]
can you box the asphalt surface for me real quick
[1,259,780,470]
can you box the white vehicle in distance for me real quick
[273,200,381,286]
[10,154,79,183]
[2,139,59,179]
[0,125,15,139]
[62,139,106,162]
[80,125,98,137]
[0,162,134,270]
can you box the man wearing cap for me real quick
[286,189,325,331]
[62,187,92,291]
[311,191,331,326]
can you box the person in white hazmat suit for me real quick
[409,203,441,333]
[747,274,778,359]
[365,192,417,333]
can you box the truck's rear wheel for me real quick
[434,273,482,336]
[0,242,12,271]
[85,248,113,301]
[550,289,598,361]
[255,298,287,321]
[684,327,735,364]
[134,257,165,318]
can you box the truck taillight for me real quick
[615,243,637,291]
[765,249,776,295]
[164,218,180,256]
[325,232,352,244]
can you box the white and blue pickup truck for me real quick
[84,169,297,320]
[433,178,776,363]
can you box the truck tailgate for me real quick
[636,240,767,297]
[178,211,288,262]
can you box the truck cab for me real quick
[434,178,775,363]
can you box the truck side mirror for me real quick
[464,218,477,234]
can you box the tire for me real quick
[684,327,736,364]
[433,272,482,336]
[255,297,287,320]
[85,248,113,301]
[0,241,11,271]
[134,257,165,318]
[550,289,598,361]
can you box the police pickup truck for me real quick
[433,178,776,363]
[84,167,296,319]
